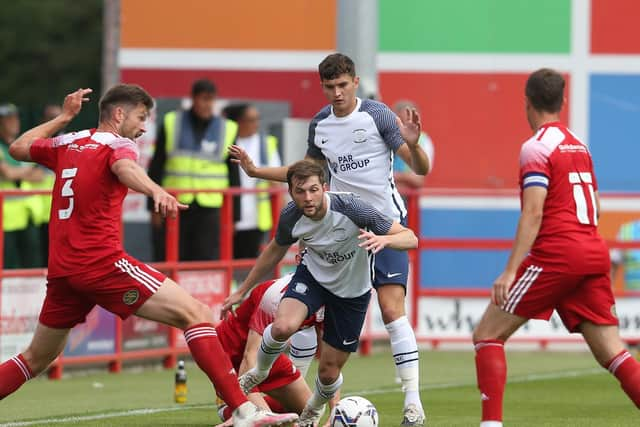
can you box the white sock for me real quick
[480,422,503,427]
[308,373,343,409]
[256,324,287,374]
[385,316,423,412]
[289,327,317,378]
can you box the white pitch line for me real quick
[0,367,604,426]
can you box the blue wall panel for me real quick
[590,74,640,191]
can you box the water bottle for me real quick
[174,360,187,403]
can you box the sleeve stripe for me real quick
[522,181,549,189]
[522,174,549,188]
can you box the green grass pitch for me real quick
[0,350,637,426]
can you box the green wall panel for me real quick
[379,0,571,53]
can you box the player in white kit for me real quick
[225,53,430,426]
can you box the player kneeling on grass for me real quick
[220,160,418,427]
[213,271,325,427]
[0,85,297,427]
[472,68,640,427]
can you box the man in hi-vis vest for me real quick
[148,79,239,261]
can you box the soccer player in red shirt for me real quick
[472,68,640,426]
[1,85,297,427]
[215,272,323,425]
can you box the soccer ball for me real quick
[329,396,379,427]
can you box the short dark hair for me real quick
[287,160,326,188]
[99,84,154,122]
[525,68,565,113]
[222,103,250,122]
[191,79,217,97]
[318,53,356,81]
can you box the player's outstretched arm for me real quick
[358,222,418,253]
[111,158,188,218]
[9,88,92,162]
[220,239,289,319]
[395,107,430,175]
[492,185,546,306]
[229,144,289,182]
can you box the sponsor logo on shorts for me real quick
[294,282,308,295]
[342,338,358,346]
[611,304,618,318]
[122,289,139,305]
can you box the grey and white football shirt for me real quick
[275,192,393,298]
[307,97,407,222]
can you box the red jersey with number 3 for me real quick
[519,122,609,273]
[29,130,139,279]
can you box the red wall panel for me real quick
[121,69,327,119]
[591,0,640,54]
[379,72,570,189]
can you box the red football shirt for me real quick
[216,274,323,354]
[519,122,609,273]
[30,129,139,279]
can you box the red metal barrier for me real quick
[2,188,640,378]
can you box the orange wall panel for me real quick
[121,0,336,50]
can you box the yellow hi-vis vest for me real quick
[20,168,55,225]
[161,111,238,207]
[0,144,29,232]
[255,135,279,232]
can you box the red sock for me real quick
[475,340,506,422]
[0,354,33,399]
[606,350,640,408]
[184,323,247,410]
[263,395,287,413]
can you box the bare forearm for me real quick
[114,161,158,196]
[251,165,288,182]
[10,115,72,162]
[505,212,542,273]
[238,241,288,296]
[407,145,430,175]
[386,229,418,250]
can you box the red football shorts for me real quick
[502,259,619,332]
[217,328,301,393]
[39,255,167,329]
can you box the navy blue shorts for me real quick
[283,264,371,352]
[371,247,409,290]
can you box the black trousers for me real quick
[152,204,220,261]
[233,229,266,259]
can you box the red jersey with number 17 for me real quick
[29,130,139,279]
[519,122,609,273]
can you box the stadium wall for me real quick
[117,0,640,286]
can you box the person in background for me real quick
[391,100,434,189]
[147,79,239,262]
[0,103,44,268]
[222,103,282,259]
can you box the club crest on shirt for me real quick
[611,304,618,318]
[123,289,140,305]
[352,128,367,143]
[332,227,348,242]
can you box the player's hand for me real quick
[228,145,257,177]
[491,270,515,307]
[152,189,188,219]
[396,106,421,148]
[61,88,93,121]
[220,289,243,320]
[357,229,388,253]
